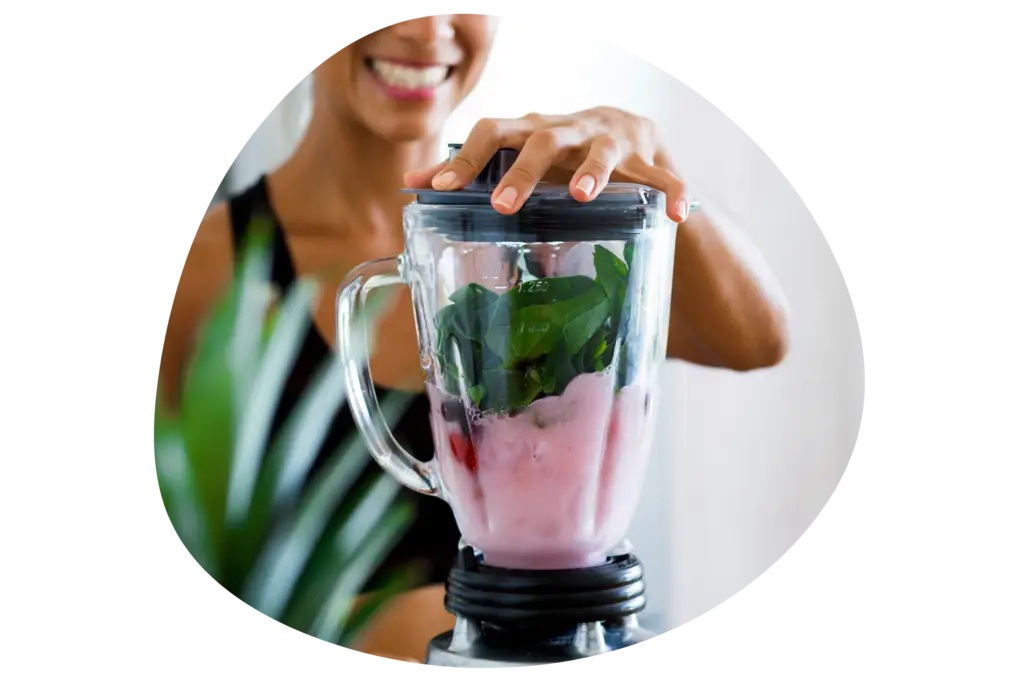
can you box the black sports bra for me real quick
[227,175,461,589]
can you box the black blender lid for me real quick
[403,144,666,241]
[404,143,664,207]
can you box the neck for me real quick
[278,100,441,235]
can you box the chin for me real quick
[367,112,448,143]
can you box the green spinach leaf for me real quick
[510,282,609,362]
[479,369,545,412]
[449,282,499,308]
[594,244,628,332]
[542,341,578,396]
[433,243,636,413]
[483,291,515,369]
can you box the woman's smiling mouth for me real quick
[366,58,455,100]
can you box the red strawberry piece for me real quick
[448,432,478,474]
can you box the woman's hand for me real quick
[404,108,691,223]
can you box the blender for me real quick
[336,145,677,666]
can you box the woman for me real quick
[161,15,788,660]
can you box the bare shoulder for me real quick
[159,202,236,405]
[179,202,238,325]
[190,202,235,272]
[175,201,235,320]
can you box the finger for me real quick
[403,160,447,189]
[653,149,681,177]
[629,160,690,223]
[431,117,534,190]
[569,134,625,202]
[651,151,690,220]
[492,127,588,214]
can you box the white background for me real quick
[223,20,862,630]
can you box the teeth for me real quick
[370,59,449,90]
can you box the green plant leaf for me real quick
[175,272,242,577]
[338,564,425,647]
[616,239,644,388]
[159,217,416,644]
[541,340,578,396]
[154,413,217,577]
[466,384,486,407]
[236,277,397,582]
[308,500,414,644]
[434,304,457,341]
[591,330,613,372]
[176,231,272,570]
[482,291,514,368]
[225,279,318,527]
[222,279,320,587]
[241,390,414,620]
[280,473,410,633]
[504,283,605,364]
[436,285,496,393]
[448,282,498,309]
[479,368,546,412]
[436,332,470,395]
[433,246,635,412]
[562,287,612,356]
[507,306,561,363]
[235,357,347,590]
[230,219,275,410]
[594,244,628,331]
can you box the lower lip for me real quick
[367,66,448,102]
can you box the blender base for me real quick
[425,616,656,667]
[424,547,656,667]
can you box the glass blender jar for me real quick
[336,145,677,664]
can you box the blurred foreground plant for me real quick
[154,219,415,646]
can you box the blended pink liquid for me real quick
[427,371,653,570]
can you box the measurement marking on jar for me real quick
[516,322,551,334]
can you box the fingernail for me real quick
[678,199,690,222]
[494,186,519,211]
[433,170,459,190]
[575,174,596,198]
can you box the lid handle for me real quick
[448,144,519,192]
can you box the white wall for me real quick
[221,19,863,633]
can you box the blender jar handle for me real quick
[335,256,439,496]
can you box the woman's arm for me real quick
[666,208,789,370]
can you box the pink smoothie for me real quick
[427,370,654,570]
